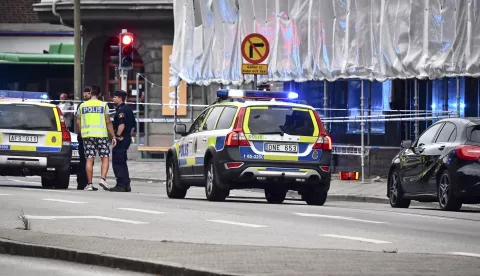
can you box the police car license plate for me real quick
[9,135,38,143]
[72,150,79,157]
[265,143,298,153]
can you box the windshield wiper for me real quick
[257,131,284,136]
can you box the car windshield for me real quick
[246,106,316,136]
[0,104,57,131]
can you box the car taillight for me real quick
[313,135,332,150]
[56,107,71,145]
[456,145,480,161]
[225,162,244,169]
[225,107,250,147]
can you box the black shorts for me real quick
[83,137,111,158]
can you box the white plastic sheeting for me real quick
[170,0,480,86]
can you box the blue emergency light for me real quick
[216,89,299,101]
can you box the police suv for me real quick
[0,101,72,189]
[166,89,332,205]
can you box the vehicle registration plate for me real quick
[265,143,298,153]
[72,150,79,157]
[9,135,38,143]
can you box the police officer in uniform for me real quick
[110,90,135,192]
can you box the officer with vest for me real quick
[110,90,135,192]
[76,86,117,191]
[75,86,92,190]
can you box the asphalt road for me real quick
[0,175,480,274]
[0,254,150,276]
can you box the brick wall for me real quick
[0,0,41,23]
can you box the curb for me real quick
[0,238,238,276]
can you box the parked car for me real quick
[387,118,480,211]
[70,131,80,174]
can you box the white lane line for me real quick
[207,220,267,228]
[395,212,455,221]
[24,215,147,225]
[41,198,87,204]
[449,252,480,258]
[21,188,72,193]
[0,194,12,196]
[321,234,392,244]
[117,208,165,214]
[294,212,386,224]
[8,179,39,185]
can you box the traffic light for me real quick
[119,32,134,70]
[109,43,120,66]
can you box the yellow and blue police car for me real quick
[166,89,333,205]
[0,101,72,189]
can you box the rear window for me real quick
[0,104,57,131]
[467,125,480,143]
[247,106,316,136]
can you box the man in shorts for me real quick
[76,86,117,191]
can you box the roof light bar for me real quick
[216,89,299,101]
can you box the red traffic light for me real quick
[122,34,133,45]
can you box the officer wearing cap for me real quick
[110,90,135,192]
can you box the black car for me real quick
[388,118,480,211]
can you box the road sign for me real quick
[241,33,270,64]
[241,64,268,75]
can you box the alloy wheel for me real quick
[167,165,174,193]
[206,164,214,195]
[439,174,450,207]
[390,172,399,205]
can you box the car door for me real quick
[193,106,225,176]
[423,122,457,193]
[178,109,210,177]
[400,123,443,194]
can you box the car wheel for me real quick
[438,170,462,211]
[265,189,287,204]
[304,190,327,206]
[166,158,187,199]
[389,169,411,208]
[205,159,228,202]
[55,166,70,189]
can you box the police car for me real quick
[0,101,72,189]
[166,89,332,205]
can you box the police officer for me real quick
[110,90,135,192]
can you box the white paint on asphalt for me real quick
[8,179,39,185]
[0,194,12,196]
[320,234,392,244]
[394,212,455,221]
[117,208,165,214]
[207,220,267,228]
[294,213,386,224]
[21,188,70,193]
[24,215,148,225]
[449,252,480,258]
[42,198,87,204]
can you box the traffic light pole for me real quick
[120,69,127,93]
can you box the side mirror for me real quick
[401,140,412,149]
[174,124,188,136]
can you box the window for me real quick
[247,107,316,136]
[189,109,210,134]
[215,106,237,130]
[431,77,465,117]
[435,123,456,143]
[0,104,56,131]
[417,123,443,146]
[448,129,457,142]
[202,107,224,131]
[467,125,480,143]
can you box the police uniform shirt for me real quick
[114,103,132,136]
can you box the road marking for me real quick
[320,234,392,244]
[117,208,165,214]
[449,252,480,258]
[42,198,86,204]
[9,179,38,185]
[24,215,148,225]
[21,188,72,193]
[0,194,12,196]
[294,213,386,224]
[207,220,267,228]
[395,212,455,220]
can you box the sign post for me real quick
[241,33,270,90]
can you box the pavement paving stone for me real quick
[1,228,479,276]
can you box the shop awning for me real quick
[0,43,73,65]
